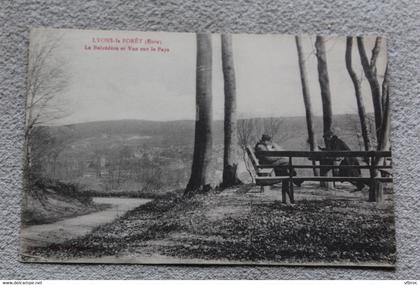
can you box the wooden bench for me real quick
[246,146,294,202]
[246,146,393,204]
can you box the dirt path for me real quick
[21,197,152,249]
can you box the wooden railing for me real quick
[253,150,392,203]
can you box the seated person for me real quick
[322,131,365,191]
[254,134,303,187]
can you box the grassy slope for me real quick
[22,179,107,226]
[25,184,396,265]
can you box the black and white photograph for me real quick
[21,28,395,266]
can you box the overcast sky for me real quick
[30,28,387,125]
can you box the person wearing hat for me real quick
[323,130,351,151]
[255,134,287,166]
[254,134,303,187]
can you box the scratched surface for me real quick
[1,0,419,279]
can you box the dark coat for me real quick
[330,136,361,177]
[329,136,351,151]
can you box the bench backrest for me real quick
[246,145,260,169]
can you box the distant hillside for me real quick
[47,113,372,150]
[30,114,374,195]
[54,119,200,147]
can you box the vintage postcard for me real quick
[21,28,395,266]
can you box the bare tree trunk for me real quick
[345,37,371,152]
[370,64,390,202]
[295,36,318,176]
[315,36,333,147]
[185,33,213,196]
[377,64,391,153]
[315,36,334,188]
[357,36,383,143]
[221,34,241,187]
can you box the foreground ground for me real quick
[22,183,396,266]
[21,197,151,248]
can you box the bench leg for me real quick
[289,180,295,203]
[282,180,292,203]
[320,171,334,190]
[281,180,295,204]
[281,183,287,203]
[369,181,384,203]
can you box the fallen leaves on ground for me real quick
[24,189,396,265]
